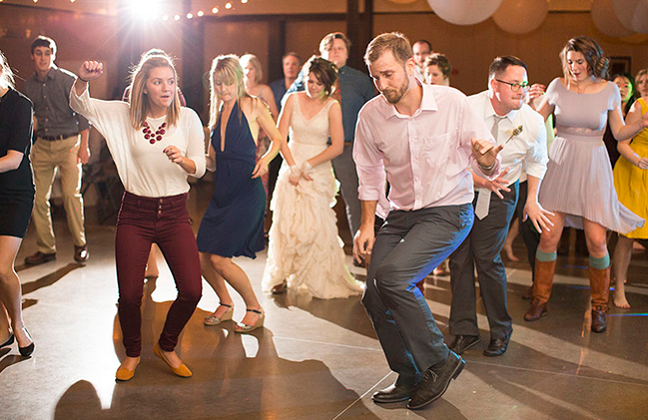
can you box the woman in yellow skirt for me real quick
[613,91,648,308]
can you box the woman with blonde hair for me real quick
[526,36,647,332]
[635,69,648,99]
[197,55,283,332]
[0,50,35,357]
[71,50,206,380]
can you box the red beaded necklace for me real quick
[142,121,167,145]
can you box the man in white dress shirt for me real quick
[353,32,502,410]
[411,39,432,82]
[448,56,552,357]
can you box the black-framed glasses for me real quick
[496,79,529,92]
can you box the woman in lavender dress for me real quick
[524,36,647,332]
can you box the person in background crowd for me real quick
[612,74,648,308]
[285,32,375,244]
[424,53,451,87]
[197,55,283,333]
[448,56,549,358]
[0,50,36,358]
[262,56,362,298]
[603,73,636,167]
[412,39,433,82]
[23,35,91,266]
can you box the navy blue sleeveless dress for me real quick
[197,101,266,258]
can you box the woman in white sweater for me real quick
[70,51,205,381]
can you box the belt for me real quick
[344,141,353,146]
[38,133,79,141]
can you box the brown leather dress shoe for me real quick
[524,300,548,321]
[25,251,57,266]
[74,245,89,263]
[591,306,607,333]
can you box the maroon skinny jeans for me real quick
[115,192,202,357]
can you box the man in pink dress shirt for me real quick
[353,32,502,410]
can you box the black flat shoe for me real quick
[372,381,418,403]
[483,331,512,357]
[447,335,481,355]
[0,333,14,348]
[407,351,465,410]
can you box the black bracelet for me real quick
[77,76,90,83]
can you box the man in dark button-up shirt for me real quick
[285,32,376,239]
[23,35,90,265]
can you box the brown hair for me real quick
[31,35,57,56]
[208,54,252,130]
[302,56,338,96]
[364,32,412,66]
[319,32,351,54]
[127,51,181,129]
[0,50,15,90]
[425,53,452,78]
[560,36,609,81]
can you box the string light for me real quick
[186,13,193,19]
[241,0,248,3]
[173,14,180,20]
[197,10,204,17]
[162,15,169,21]
[225,2,232,9]
[212,7,219,13]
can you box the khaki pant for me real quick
[31,135,86,254]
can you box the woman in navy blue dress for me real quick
[0,51,35,357]
[197,55,284,332]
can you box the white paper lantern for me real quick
[427,0,503,26]
[591,0,634,38]
[612,0,642,31]
[493,0,548,35]
[387,0,418,4]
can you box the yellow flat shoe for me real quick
[116,357,140,381]
[153,343,192,378]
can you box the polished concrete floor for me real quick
[3,184,648,420]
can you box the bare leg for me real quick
[208,254,262,326]
[200,252,233,318]
[612,235,633,308]
[503,218,520,261]
[0,236,33,348]
[144,244,160,278]
[0,303,10,343]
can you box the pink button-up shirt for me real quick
[354,84,500,212]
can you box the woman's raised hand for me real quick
[78,61,104,82]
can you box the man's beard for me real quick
[382,78,409,104]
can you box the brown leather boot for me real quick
[524,258,556,322]
[589,266,610,333]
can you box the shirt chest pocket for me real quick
[421,133,450,169]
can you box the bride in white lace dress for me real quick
[262,56,363,298]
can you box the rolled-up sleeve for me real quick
[353,111,386,201]
[524,114,548,180]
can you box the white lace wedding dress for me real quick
[261,96,363,298]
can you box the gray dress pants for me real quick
[362,204,474,385]
[332,145,361,237]
[449,182,518,340]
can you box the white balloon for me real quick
[591,0,634,38]
[427,0,503,26]
[632,0,648,33]
[612,0,641,32]
[493,0,548,35]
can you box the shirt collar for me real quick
[34,65,58,82]
[484,91,518,122]
[381,79,438,120]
